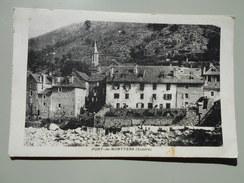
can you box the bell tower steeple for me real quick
[92,41,99,67]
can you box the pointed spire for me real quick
[94,41,99,54]
[92,41,99,67]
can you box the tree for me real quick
[60,60,90,76]
[84,20,91,30]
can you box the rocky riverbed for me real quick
[24,126,223,147]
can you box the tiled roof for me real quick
[29,73,41,82]
[38,88,52,95]
[29,73,52,84]
[75,71,106,82]
[89,74,106,82]
[203,64,220,76]
[75,71,90,81]
[106,66,204,84]
[53,74,86,89]
[204,82,220,90]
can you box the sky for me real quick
[28,9,85,38]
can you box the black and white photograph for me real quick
[8,8,237,157]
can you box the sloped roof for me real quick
[52,73,86,89]
[38,88,52,95]
[75,71,90,81]
[203,64,220,76]
[28,73,52,84]
[75,71,106,82]
[89,74,106,82]
[106,66,204,84]
[204,82,220,90]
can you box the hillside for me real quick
[28,21,220,76]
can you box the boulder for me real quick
[48,123,60,131]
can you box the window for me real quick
[30,90,33,96]
[58,87,62,92]
[153,83,157,90]
[166,84,171,91]
[140,94,144,99]
[123,84,131,91]
[208,76,211,82]
[152,94,157,100]
[139,83,145,91]
[166,103,171,109]
[43,102,46,107]
[159,104,163,109]
[125,93,129,99]
[114,93,120,99]
[185,93,189,98]
[185,84,189,89]
[138,73,143,78]
[116,103,120,108]
[43,95,46,99]
[148,103,153,109]
[112,83,120,90]
[211,91,215,96]
[137,103,144,109]
[58,103,61,109]
[163,94,172,100]
[159,72,165,78]
[217,76,220,82]
[181,93,184,99]
[123,103,127,108]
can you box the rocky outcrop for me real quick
[24,126,222,147]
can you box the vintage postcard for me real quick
[9,8,237,158]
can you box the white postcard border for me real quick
[8,8,238,158]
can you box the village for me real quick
[25,41,222,146]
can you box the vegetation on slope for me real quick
[28,21,220,76]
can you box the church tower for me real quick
[91,41,99,67]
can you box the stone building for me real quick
[174,67,204,108]
[105,65,204,109]
[203,63,220,101]
[50,73,88,118]
[26,73,52,118]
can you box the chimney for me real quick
[57,77,61,83]
[143,70,146,78]
[52,77,55,85]
[110,67,114,77]
[209,62,213,68]
[203,66,206,74]
[134,64,138,74]
[69,76,74,84]
[42,73,46,89]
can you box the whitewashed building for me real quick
[105,65,204,109]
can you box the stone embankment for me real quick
[24,125,222,147]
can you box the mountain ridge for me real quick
[28,21,220,76]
